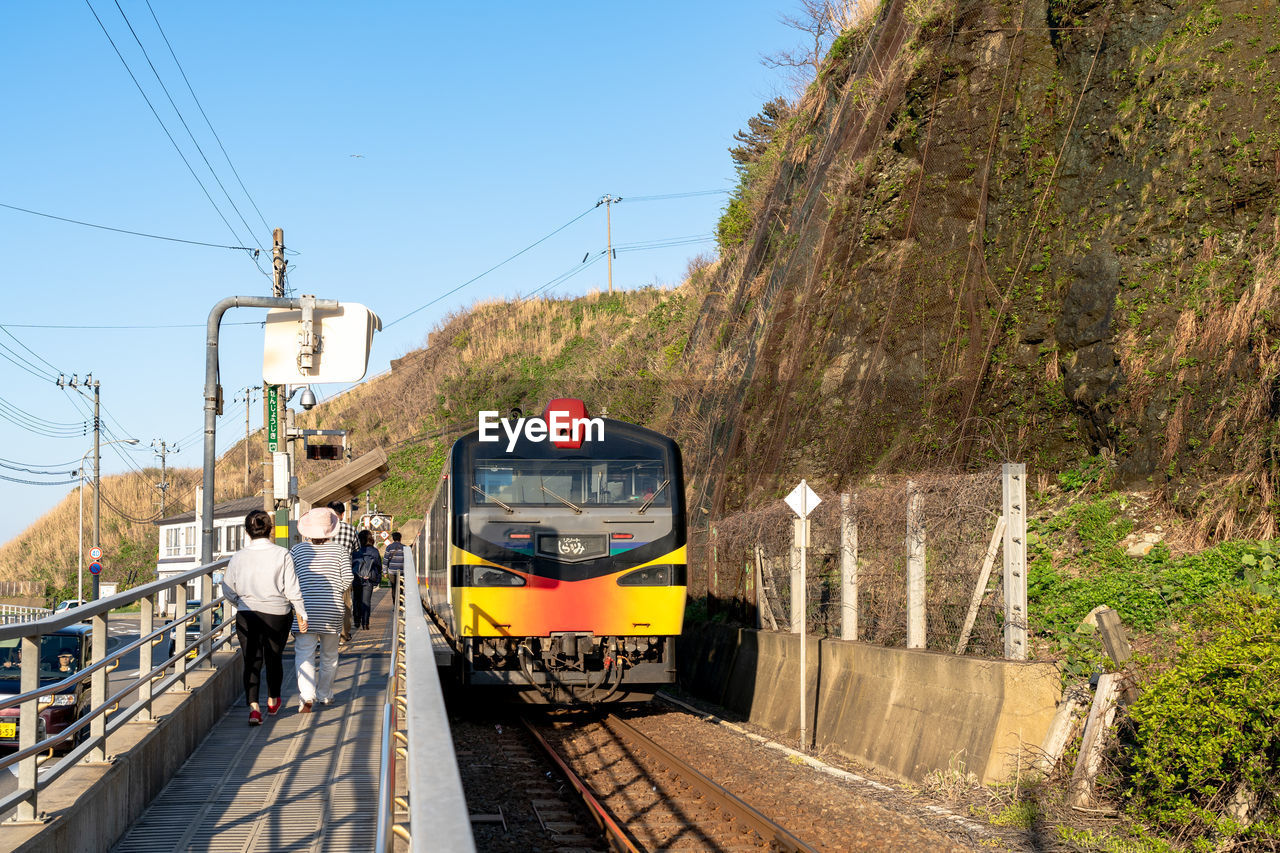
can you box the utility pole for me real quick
[57,373,109,600]
[597,194,621,294]
[151,439,170,518]
[265,229,286,515]
[235,387,257,495]
[269,228,289,545]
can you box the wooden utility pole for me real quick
[597,194,620,294]
[265,228,286,513]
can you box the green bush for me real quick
[1124,593,1280,844]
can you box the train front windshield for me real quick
[473,458,669,507]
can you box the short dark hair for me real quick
[391,532,402,542]
[244,509,273,540]
[358,529,371,546]
[327,501,346,516]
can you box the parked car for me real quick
[0,625,91,751]
[53,599,85,613]
[167,600,225,661]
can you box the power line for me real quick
[0,455,83,470]
[0,341,58,382]
[108,0,266,255]
[0,201,258,252]
[0,320,260,330]
[525,253,606,299]
[0,473,81,486]
[143,0,272,235]
[622,189,731,202]
[0,325,66,376]
[0,460,78,476]
[384,205,598,329]
[83,0,259,266]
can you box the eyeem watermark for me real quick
[478,410,605,451]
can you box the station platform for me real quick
[111,589,395,853]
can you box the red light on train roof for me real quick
[544,397,589,449]
[611,533,633,539]
[508,532,532,540]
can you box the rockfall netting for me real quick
[689,469,1010,657]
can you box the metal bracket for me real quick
[296,295,322,374]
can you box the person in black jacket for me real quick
[351,529,383,631]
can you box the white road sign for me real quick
[785,480,821,518]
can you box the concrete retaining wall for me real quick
[680,626,1059,784]
[0,650,244,853]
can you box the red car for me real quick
[0,625,91,751]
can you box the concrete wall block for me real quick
[680,628,1060,785]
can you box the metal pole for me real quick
[1002,463,1028,660]
[78,466,84,604]
[798,515,808,749]
[203,294,336,565]
[605,197,613,295]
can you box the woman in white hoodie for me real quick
[221,509,308,725]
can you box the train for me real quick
[414,398,687,703]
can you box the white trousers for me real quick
[293,631,340,703]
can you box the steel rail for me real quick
[602,714,819,853]
[520,717,642,853]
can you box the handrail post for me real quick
[16,635,39,821]
[90,611,108,762]
[140,593,155,721]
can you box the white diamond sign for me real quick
[785,480,821,518]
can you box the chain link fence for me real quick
[689,468,1012,657]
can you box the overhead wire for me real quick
[108,0,266,255]
[622,189,731,202]
[0,340,58,382]
[0,319,260,330]
[383,205,598,329]
[143,0,272,235]
[1,473,81,486]
[83,0,264,275]
[0,201,257,252]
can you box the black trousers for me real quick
[235,609,293,706]
[353,579,375,629]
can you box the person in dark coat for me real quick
[351,529,383,630]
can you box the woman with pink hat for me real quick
[290,507,354,712]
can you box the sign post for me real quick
[784,480,820,750]
[267,385,280,453]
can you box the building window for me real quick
[183,525,196,556]
[164,528,181,558]
[225,524,244,552]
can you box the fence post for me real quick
[140,592,155,721]
[1002,462,1028,660]
[754,546,778,631]
[955,516,1006,655]
[840,493,858,641]
[790,519,803,634]
[90,611,108,761]
[710,525,718,616]
[906,481,926,649]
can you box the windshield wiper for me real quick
[472,484,514,513]
[637,479,670,515]
[540,485,583,514]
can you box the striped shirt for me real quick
[289,541,354,634]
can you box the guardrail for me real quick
[0,605,55,625]
[376,575,474,852]
[0,560,232,822]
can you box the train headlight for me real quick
[618,565,673,586]
[467,566,527,587]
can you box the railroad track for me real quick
[525,713,818,853]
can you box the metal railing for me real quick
[0,605,54,625]
[376,574,474,852]
[0,560,232,822]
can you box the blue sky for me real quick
[0,2,799,546]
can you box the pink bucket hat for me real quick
[297,507,339,540]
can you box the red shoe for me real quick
[266,698,281,716]
[249,709,263,726]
